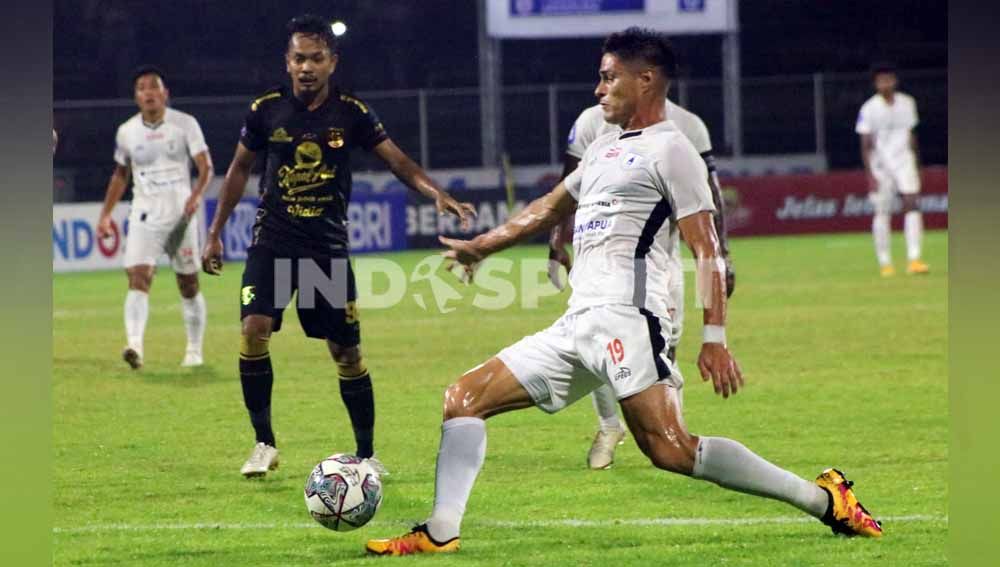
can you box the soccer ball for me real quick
[304,454,383,531]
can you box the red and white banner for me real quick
[720,166,948,237]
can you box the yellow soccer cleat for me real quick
[816,468,883,537]
[907,260,930,275]
[366,524,460,556]
[880,265,896,278]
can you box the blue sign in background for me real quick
[510,0,644,16]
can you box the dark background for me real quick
[54,1,946,97]
[53,1,948,201]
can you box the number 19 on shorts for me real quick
[607,338,624,365]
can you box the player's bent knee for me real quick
[328,343,366,378]
[241,316,272,349]
[442,382,479,420]
[176,274,199,298]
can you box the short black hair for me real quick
[287,14,339,54]
[870,61,897,78]
[131,64,167,88]
[603,27,677,79]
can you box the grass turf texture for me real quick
[53,231,948,566]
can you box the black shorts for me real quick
[240,245,360,346]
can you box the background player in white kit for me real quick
[97,66,214,369]
[367,27,881,556]
[856,62,929,276]
[550,88,733,469]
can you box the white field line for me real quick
[53,514,945,535]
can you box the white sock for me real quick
[692,436,829,518]
[426,417,486,542]
[592,385,623,432]
[181,293,206,353]
[124,290,149,354]
[872,213,892,266]
[904,211,923,261]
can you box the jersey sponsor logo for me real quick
[573,218,613,235]
[278,141,338,196]
[269,127,294,143]
[241,285,256,306]
[604,146,622,159]
[577,199,616,210]
[327,128,345,149]
[286,204,325,218]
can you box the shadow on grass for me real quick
[54,356,229,387]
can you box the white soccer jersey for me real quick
[114,107,208,228]
[566,99,713,159]
[562,121,715,316]
[855,92,919,172]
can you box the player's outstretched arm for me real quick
[440,183,577,268]
[678,211,744,398]
[201,142,255,275]
[372,138,476,230]
[97,165,130,238]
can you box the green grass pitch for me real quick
[53,231,947,566]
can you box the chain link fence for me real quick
[54,69,946,202]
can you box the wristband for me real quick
[702,325,726,345]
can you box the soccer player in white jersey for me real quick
[97,66,214,369]
[366,28,882,556]
[552,89,733,470]
[856,62,929,276]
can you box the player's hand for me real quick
[439,235,484,282]
[201,236,224,276]
[436,193,477,231]
[96,215,113,239]
[724,256,735,298]
[183,194,203,218]
[697,342,744,399]
[547,244,573,290]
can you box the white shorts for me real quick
[123,216,201,275]
[870,163,920,214]
[497,304,682,414]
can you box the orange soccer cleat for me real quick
[366,524,460,556]
[816,468,883,537]
[907,259,930,275]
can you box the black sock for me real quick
[240,356,275,447]
[339,373,375,458]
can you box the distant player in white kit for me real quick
[551,91,734,470]
[97,66,214,369]
[367,28,881,556]
[856,62,929,276]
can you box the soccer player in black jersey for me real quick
[202,15,475,478]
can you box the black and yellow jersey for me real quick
[239,85,388,257]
